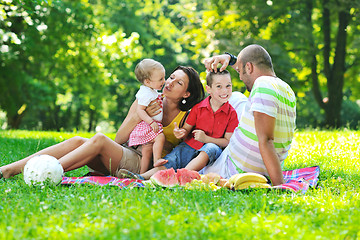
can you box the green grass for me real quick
[1,129,360,239]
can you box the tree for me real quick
[208,0,360,128]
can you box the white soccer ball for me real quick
[23,155,64,186]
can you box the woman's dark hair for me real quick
[173,66,205,111]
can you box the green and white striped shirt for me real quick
[228,76,296,176]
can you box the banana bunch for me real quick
[224,172,271,190]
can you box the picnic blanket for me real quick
[61,176,144,189]
[276,166,320,193]
[61,166,320,193]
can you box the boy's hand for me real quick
[192,130,207,143]
[173,122,186,139]
[151,121,159,133]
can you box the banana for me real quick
[235,181,271,190]
[231,172,268,189]
[227,174,243,189]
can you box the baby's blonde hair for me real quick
[134,59,164,83]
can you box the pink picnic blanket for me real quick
[61,176,144,188]
[61,166,320,193]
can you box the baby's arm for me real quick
[137,104,159,133]
[192,130,233,148]
[173,122,193,139]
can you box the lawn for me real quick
[1,130,360,239]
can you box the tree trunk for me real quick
[7,111,26,129]
[323,6,350,128]
[306,0,326,110]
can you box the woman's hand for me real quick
[146,99,162,118]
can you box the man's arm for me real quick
[253,111,284,186]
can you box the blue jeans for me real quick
[163,142,222,170]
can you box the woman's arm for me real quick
[114,100,141,144]
[114,99,162,144]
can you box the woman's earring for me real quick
[182,99,186,104]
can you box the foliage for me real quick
[207,0,360,128]
[0,0,359,130]
[0,130,360,239]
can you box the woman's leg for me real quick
[0,136,87,179]
[58,133,125,175]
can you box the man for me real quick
[202,44,296,186]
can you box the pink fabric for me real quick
[128,121,163,146]
[61,176,144,188]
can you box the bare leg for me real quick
[185,151,209,171]
[140,166,166,180]
[0,136,87,179]
[152,133,166,167]
[140,143,153,174]
[58,133,125,175]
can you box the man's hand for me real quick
[192,129,207,143]
[204,54,231,72]
[173,122,187,139]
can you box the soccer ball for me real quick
[23,155,64,186]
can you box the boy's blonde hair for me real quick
[206,68,230,86]
[134,59,164,83]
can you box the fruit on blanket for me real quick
[23,155,64,186]
[227,172,268,189]
[218,178,228,187]
[177,168,201,186]
[150,168,179,187]
[201,172,222,185]
[184,179,221,191]
[234,182,271,190]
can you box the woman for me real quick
[0,66,205,179]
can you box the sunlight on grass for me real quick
[1,130,360,239]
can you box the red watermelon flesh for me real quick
[176,168,201,186]
[150,168,179,187]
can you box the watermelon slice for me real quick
[150,168,179,187]
[176,168,201,186]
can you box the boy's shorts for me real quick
[163,141,222,170]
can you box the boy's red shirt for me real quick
[185,96,238,150]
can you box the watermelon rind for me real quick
[150,168,179,187]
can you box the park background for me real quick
[1,1,360,239]
[0,0,360,132]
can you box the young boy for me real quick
[131,69,239,180]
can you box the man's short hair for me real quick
[239,44,273,71]
[206,69,230,86]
